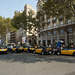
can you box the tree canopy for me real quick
[42,0,75,18]
[11,10,45,35]
[0,16,15,36]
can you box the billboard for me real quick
[22,37,26,43]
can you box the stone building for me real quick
[37,0,75,47]
[24,4,37,46]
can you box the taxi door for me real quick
[12,48,16,51]
[24,47,28,51]
[67,48,74,55]
[36,48,42,53]
[61,49,68,55]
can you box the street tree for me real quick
[11,11,27,30]
[42,0,75,18]
[0,16,14,36]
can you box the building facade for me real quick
[37,0,75,47]
[6,32,10,44]
[10,31,17,44]
[24,4,37,46]
[16,28,26,45]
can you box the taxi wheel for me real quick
[41,51,44,55]
[15,50,17,53]
[73,52,75,56]
[57,52,60,55]
[27,50,29,53]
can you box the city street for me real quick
[0,53,75,75]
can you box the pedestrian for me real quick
[10,45,13,53]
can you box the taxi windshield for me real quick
[20,46,23,48]
[69,48,74,50]
[0,46,6,49]
[13,46,16,48]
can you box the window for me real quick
[60,21,63,25]
[60,30,65,35]
[68,19,71,24]
[42,33,45,37]
[53,17,56,20]
[53,31,57,35]
[39,34,40,37]
[53,23,56,26]
[68,28,72,33]
[48,32,51,36]
[47,19,50,24]
[59,15,63,18]
[48,25,50,28]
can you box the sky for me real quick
[0,0,37,18]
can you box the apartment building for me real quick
[37,0,75,47]
[10,31,17,44]
[24,4,37,46]
[6,32,10,44]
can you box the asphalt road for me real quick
[0,52,75,75]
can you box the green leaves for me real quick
[0,16,15,36]
[42,0,75,18]
[11,11,27,30]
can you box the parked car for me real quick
[24,46,36,53]
[46,47,53,54]
[34,47,52,55]
[15,46,24,53]
[12,46,17,53]
[28,46,35,52]
[7,46,11,52]
[0,46,7,54]
[55,48,75,56]
[24,46,30,52]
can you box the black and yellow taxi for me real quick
[12,46,16,52]
[0,46,7,54]
[29,46,35,52]
[16,46,24,53]
[34,47,52,55]
[46,47,53,54]
[28,46,38,53]
[24,46,36,53]
[24,46,30,52]
[55,47,75,56]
